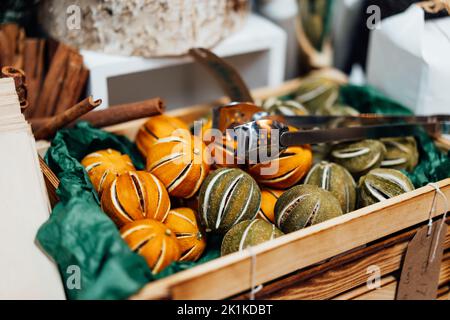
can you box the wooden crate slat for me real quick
[260,243,406,300]
[353,283,450,301]
[333,276,397,300]
[235,228,449,300]
[234,219,449,300]
[354,281,397,300]
[437,286,450,300]
[335,251,450,300]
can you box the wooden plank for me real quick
[437,286,449,300]
[132,180,450,300]
[234,219,449,300]
[353,282,450,301]
[354,281,397,300]
[338,280,450,301]
[333,276,397,300]
[336,251,450,300]
[261,243,406,300]
[233,228,449,300]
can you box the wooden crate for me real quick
[39,69,450,300]
[126,184,449,300]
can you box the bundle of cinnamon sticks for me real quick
[0,23,89,119]
[1,23,166,140]
[0,23,25,69]
[0,66,28,109]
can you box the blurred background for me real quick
[1,0,448,113]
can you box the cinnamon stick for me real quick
[79,98,165,128]
[45,38,60,67]
[54,51,87,114]
[73,66,90,108]
[13,28,25,70]
[1,66,28,110]
[1,24,19,55]
[0,24,25,69]
[0,29,13,66]
[30,97,165,133]
[23,38,45,116]
[34,96,102,140]
[35,43,72,118]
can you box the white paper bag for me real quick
[367,5,450,115]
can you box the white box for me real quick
[367,5,450,115]
[82,14,287,110]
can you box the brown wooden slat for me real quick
[39,156,59,208]
[437,286,449,300]
[233,220,449,300]
[354,281,397,300]
[259,243,407,300]
[350,254,449,300]
[333,276,397,300]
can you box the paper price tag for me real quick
[396,219,448,300]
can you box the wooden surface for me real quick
[131,180,450,300]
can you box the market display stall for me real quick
[0,0,449,301]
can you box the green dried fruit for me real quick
[274,184,343,233]
[317,104,360,116]
[198,168,261,234]
[304,161,356,213]
[380,137,419,172]
[262,97,309,116]
[330,139,386,177]
[358,168,415,207]
[221,219,284,256]
[295,76,340,114]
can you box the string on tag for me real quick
[427,183,449,263]
[248,247,263,300]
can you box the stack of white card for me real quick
[0,78,65,299]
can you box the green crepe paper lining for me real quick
[37,85,449,300]
[37,122,220,300]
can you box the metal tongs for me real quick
[211,102,449,162]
